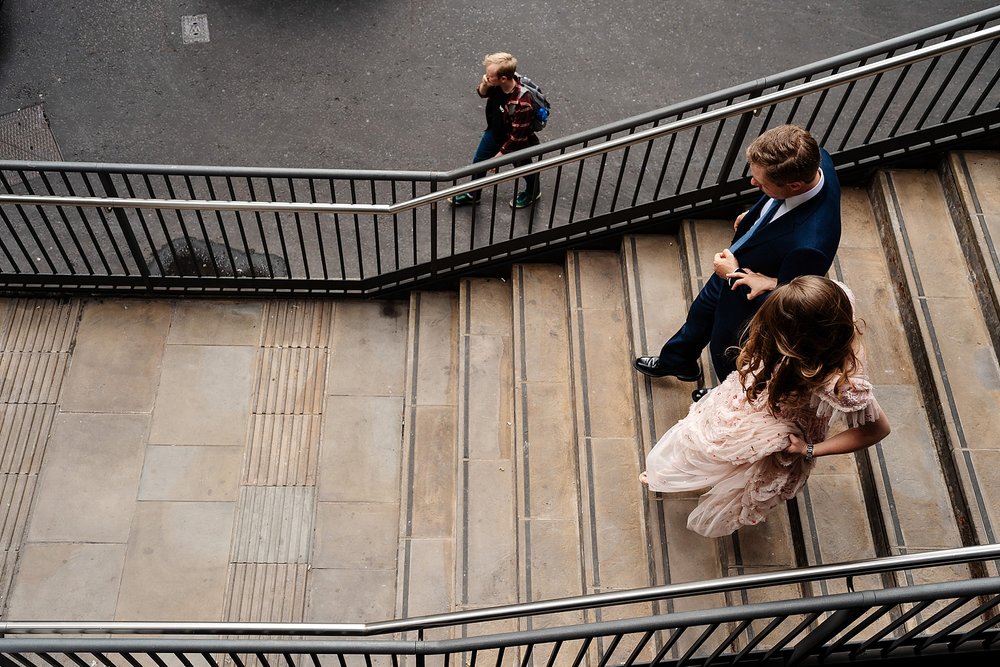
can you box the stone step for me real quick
[310,299,408,623]
[511,263,586,632]
[396,291,459,625]
[622,233,729,659]
[944,151,1000,356]
[564,249,655,657]
[678,218,799,578]
[454,278,518,630]
[874,168,1000,552]
[622,234,725,585]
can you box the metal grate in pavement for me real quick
[0,105,62,162]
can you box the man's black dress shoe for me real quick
[691,387,712,403]
[632,356,703,382]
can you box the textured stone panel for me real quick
[261,301,334,348]
[244,414,321,486]
[253,347,328,414]
[231,486,314,564]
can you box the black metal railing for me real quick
[1,8,999,296]
[2,545,1000,666]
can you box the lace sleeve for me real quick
[811,376,881,428]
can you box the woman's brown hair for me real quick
[736,275,860,415]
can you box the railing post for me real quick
[429,182,438,264]
[716,84,766,183]
[98,172,153,291]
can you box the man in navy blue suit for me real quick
[634,125,841,396]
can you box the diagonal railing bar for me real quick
[2,544,999,638]
[3,21,1000,218]
[0,8,998,296]
[0,576,999,667]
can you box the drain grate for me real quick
[0,105,63,162]
[181,14,210,44]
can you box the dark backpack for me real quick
[515,73,551,132]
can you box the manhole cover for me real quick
[0,104,63,161]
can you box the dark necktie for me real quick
[730,199,784,253]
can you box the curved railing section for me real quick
[1,544,999,666]
[0,8,998,295]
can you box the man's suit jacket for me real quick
[715,148,842,346]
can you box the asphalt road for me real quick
[0,1,995,170]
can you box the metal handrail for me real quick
[2,23,998,217]
[3,577,999,650]
[3,5,999,182]
[3,543,998,637]
[1,8,997,295]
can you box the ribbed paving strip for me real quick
[224,300,332,625]
[0,298,80,612]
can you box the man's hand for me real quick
[733,210,748,231]
[785,433,808,457]
[713,248,739,279]
[726,267,778,300]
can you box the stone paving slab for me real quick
[948,151,1000,338]
[567,250,650,598]
[460,459,517,607]
[313,502,399,570]
[60,301,171,413]
[402,405,457,539]
[836,186,962,554]
[117,500,236,620]
[879,169,998,545]
[149,344,256,445]
[166,301,263,346]
[396,537,453,618]
[319,395,404,503]
[516,382,579,521]
[408,292,458,407]
[623,233,706,588]
[307,567,396,622]
[6,543,126,620]
[27,412,148,543]
[327,300,408,396]
[138,444,243,502]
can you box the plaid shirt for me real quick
[479,79,538,155]
[499,80,538,154]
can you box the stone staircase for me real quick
[0,151,998,625]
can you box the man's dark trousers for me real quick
[655,148,842,381]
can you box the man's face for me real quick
[749,162,799,200]
[484,64,508,86]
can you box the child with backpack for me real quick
[447,52,550,210]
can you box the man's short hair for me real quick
[746,125,820,185]
[483,52,517,79]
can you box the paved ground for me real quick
[0,1,995,169]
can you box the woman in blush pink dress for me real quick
[640,275,891,538]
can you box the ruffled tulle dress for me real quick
[643,296,882,538]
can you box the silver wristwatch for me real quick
[805,442,815,462]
